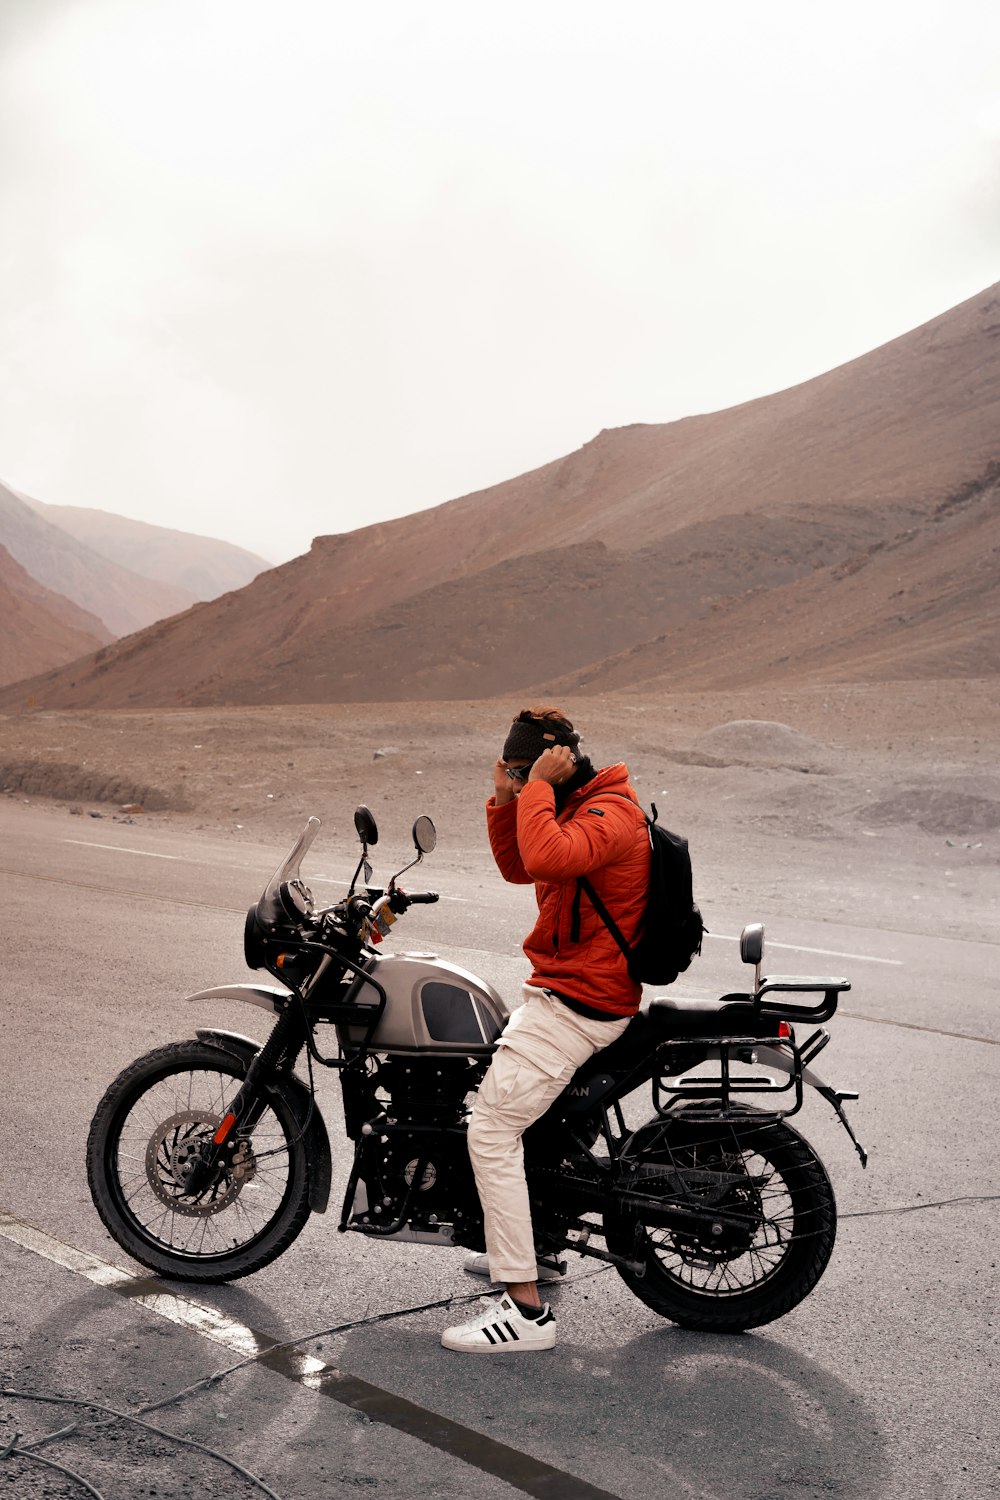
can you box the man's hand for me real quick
[493,758,517,805]
[528,746,577,786]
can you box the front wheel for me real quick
[604,1113,836,1332]
[86,1040,312,1281]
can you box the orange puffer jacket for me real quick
[486,763,651,1017]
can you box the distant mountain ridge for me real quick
[0,482,275,684]
[3,280,998,709]
[22,497,270,600]
[0,481,199,636]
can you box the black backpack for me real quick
[575,796,704,987]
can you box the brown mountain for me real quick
[0,543,112,686]
[0,481,198,636]
[3,281,998,710]
[542,461,1000,695]
[22,498,270,600]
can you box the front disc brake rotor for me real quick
[145,1109,255,1217]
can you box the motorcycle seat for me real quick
[563,995,760,1096]
[646,994,759,1038]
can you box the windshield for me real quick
[256,815,321,928]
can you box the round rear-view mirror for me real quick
[354,805,379,847]
[412,815,437,854]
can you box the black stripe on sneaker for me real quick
[492,1323,507,1343]
[503,1321,520,1341]
[482,1326,497,1345]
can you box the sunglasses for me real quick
[503,763,533,781]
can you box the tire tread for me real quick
[604,1114,837,1332]
[86,1039,311,1282]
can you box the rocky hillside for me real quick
[3,281,998,709]
[0,544,112,686]
[543,462,1000,694]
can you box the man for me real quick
[441,706,650,1353]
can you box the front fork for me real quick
[183,1002,307,1194]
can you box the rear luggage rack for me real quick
[651,1026,833,1123]
[752,977,850,1024]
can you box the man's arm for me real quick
[486,759,533,883]
[515,772,638,881]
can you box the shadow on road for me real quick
[334,1319,891,1499]
[10,1267,891,1500]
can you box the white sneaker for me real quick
[463,1252,566,1283]
[441,1293,556,1353]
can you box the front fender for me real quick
[185,983,291,1013]
[194,1026,334,1213]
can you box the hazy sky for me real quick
[1,0,998,564]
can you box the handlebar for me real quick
[344,887,440,948]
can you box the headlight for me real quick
[243,908,267,970]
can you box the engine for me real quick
[342,1054,486,1248]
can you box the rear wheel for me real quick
[86,1040,311,1281]
[604,1113,836,1331]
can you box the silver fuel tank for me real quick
[336,950,510,1057]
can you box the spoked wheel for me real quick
[604,1113,837,1331]
[87,1040,311,1281]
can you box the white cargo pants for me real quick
[466,986,630,1285]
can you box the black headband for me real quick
[502,718,580,763]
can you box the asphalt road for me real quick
[1,799,997,1500]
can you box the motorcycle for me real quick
[87,809,868,1332]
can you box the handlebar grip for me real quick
[407,892,439,904]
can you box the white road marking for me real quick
[63,839,183,861]
[707,931,902,966]
[0,1211,325,1384]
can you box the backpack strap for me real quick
[567,789,651,952]
[576,874,635,960]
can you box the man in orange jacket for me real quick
[441,706,650,1353]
